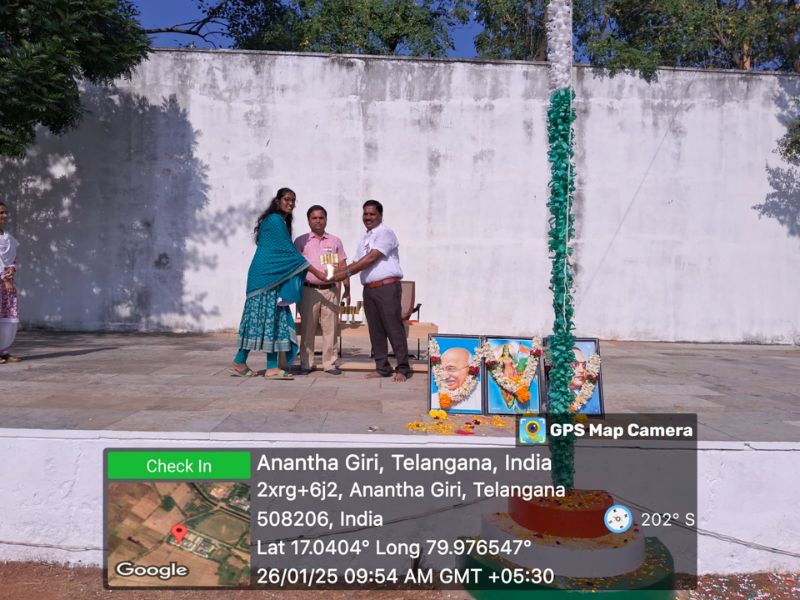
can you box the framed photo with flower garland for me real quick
[481,336,544,415]
[543,337,604,416]
[428,334,484,415]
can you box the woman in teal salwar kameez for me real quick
[231,188,328,379]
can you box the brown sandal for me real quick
[264,370,294,380]
[228,365,257,377]
[0,354,20,363]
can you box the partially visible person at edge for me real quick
[230,188,328,380]
[293,205,350,375]
[0,201,20,364]
[334,200,410,382]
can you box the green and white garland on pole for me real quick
[546,0,577,490]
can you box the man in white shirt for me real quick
[334,200,410,382]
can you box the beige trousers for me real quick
[299,286,340,370]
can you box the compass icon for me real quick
[604,504,633,534]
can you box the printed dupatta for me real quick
[245,214,308,301]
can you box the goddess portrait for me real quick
[483,337,543,415]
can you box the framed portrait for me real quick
[543,337,604,416]
[428,334,484,415]
[482,337,544,415]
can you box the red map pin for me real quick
[171,524,187,544]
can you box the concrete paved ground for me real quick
[1,332,799,441]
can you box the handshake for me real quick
[320,254,351,283]
[330,264,350,283]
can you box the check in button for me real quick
[107,451,250,480]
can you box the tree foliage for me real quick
[575,0,800,81]
[473,0,547,61]
[199,0,471,56]
[472,1,800,158]
[0,0,150,157]
[471,1,800,77]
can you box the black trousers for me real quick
[362,281,410,376]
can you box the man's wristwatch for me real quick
[345,268,352,277]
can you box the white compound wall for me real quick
[3,50,799,342]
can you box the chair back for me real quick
[339,300,363,322]
[400,280,416,320]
